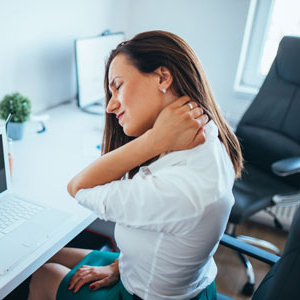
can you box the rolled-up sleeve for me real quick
[75,166,213,235]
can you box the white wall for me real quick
[0,0,128,113]
[125,0,254,126]
[0,0,254,124]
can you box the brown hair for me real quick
[103,30,243,178]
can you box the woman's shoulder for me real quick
[143,120,235,191]
[148,121,230,169]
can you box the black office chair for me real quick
[227,35,300,295]
[218,205,300,300]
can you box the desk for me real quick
[0,101,104,299]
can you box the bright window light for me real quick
[235,0,300,95]
[260,0,300,75]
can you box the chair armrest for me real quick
[272,191,300,206]
[220,234,280,265]
[272,157,300,176]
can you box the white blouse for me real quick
[75,121,235,300]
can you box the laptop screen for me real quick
[0,134,7,193]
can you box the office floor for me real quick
[215,220,288,299]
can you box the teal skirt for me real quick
[56,250,216,300]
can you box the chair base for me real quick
[237,251,255,296]
[225,222,282,296]
[242,282,255,297]
[237,235,281,254]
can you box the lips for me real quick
[116,112,125,120]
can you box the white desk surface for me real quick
[0,101,105,299]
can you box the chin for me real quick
[123,126,136,137]
[123,129,139,137]
[123,125,147,137]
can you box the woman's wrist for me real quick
[143,128,167,156]
[110,259,120,277]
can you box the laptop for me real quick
[0,126,70,275]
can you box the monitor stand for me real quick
[80,103,105,115]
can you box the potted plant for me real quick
[0,92,31,140]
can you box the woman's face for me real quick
[107,54,168,137]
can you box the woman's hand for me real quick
[149,96,208,153]
[68,260,120,293]
[67,96,207,197]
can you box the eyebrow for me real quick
[109,76,123,88]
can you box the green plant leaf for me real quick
[0,92,31,123]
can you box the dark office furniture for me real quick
[218,205,300,300]
[228,35,300,295]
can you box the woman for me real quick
[28,30,242,300]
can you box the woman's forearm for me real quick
[110,259,119,276]
[67,129,161,197]
[68,97,207,197]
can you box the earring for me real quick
[162,88,167,94]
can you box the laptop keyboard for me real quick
[0,198,44,238]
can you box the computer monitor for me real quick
[0,127,11,195]
[0,134,7,193]
[75,32,125,114]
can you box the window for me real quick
[235,0,300,95]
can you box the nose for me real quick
[106,95,120,114]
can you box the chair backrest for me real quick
[252,206,300,300]
[236,36,300,188]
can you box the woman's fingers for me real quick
[189,107,204,119]
[80,265,90,269]
[68,265,118,293]
[180,101,199,113]
[73,274,95,293]
[151,95,209,152]
[73,273,117,292]
[89,278,110,290]
[191,127,206,148]
[69,267,93,291]
[170,95,191,108]
[69,270,86,290]
[188,115,208,148]
[197,114,209,127]
[89,274,119,290]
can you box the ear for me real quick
[154,66,173,91]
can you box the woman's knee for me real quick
[30,264,47,290]
[47,248,66,264]
[29,264,48,299]
[48,247,92,268]
[29,263,69,300]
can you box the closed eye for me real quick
[116,83,123,91]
